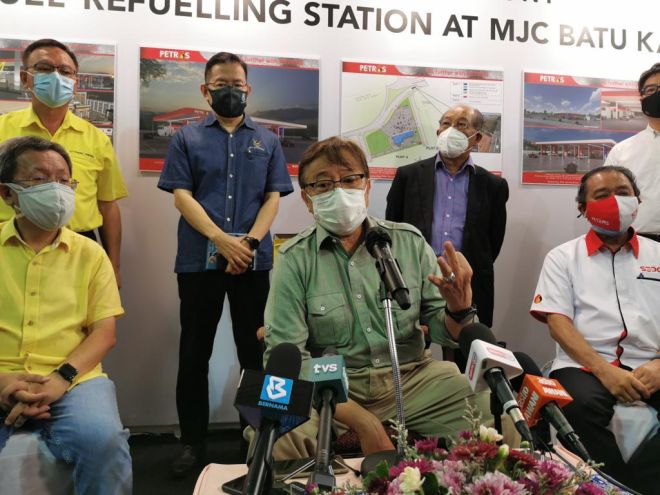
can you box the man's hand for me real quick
[597,365,650,403]
[335,400,394,455]
[225,238,256,275]
[633,360,660,395]
[213,233,253,273]
[428,241,473,312]
[29,372,70,408]
[0,373,49,411]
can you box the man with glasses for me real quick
[386,104,508,335]
[0,38,127,286]
[158,51,293,476]
[0,136,131,494]
[605,63,660,243]
[263,136,492,459]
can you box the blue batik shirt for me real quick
[158,113,294,273]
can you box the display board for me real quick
[139,47,319,173]
[0,37,116,139]
[521,71,644,185]
[341,61,504,179]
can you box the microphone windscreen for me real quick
[265,342,302,379]
[458,322,498,356]
[510,352,543,392]
[365,227,391,258]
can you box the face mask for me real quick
[208,86,247,118]
[5,182,75,231]
[585,195,638,236]
[309,188,367,236]
[436,127,475,159]
[32,72,75,108]
[641,90,660,118]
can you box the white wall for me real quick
[2,0,657,427]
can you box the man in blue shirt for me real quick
[158,52,294,476]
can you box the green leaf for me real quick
[422,473,440,494]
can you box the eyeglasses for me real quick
[25,62,77,79]
[205,81,247,91]
[439,120,472,131]
[12,178,79,190]
[304,173,366,194]
[641,83,659,97]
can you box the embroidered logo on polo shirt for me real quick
[250,139,265,152]
[534,294,542,304]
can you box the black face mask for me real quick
[208,86,247,118]
[641,89,660,118]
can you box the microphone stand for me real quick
[360,281,407,475]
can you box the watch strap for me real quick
[445,304,478,324]
[243,236,260,250]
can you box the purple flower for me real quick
[537,460,572,491]
[575,482,609,495]
[414,437,439,454]
[465,471,527,495]
[458,429,475,441]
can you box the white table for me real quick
[193,457,363,495]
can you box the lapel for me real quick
[465,165,481,232]
[418,157,436,236]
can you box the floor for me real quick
[130,428,246,495]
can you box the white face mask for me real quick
[436,127,476,159]
[5,182,75,231]
[309,188,368,236]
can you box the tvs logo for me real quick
[534,294,542,304]
[260,375,292,405]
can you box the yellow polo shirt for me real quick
[0,221,124,384]
[0,107,128,231]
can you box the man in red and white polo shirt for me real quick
[531,165,660,494]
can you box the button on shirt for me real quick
[263,216,457,373]
[605,125,660,233]
[0,221,124,384]
[157,114,294,272]
[530,230,660,372]
[431,156,473,254]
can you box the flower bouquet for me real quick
[305,405,621,495]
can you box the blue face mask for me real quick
[32,72,75,108]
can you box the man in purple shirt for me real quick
[386,104,508,331]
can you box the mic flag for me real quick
[234,343,314,435]
[307,352,349,404]
[465,339,523,393]
[517,374,573,427]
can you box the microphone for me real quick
[365,227,411,310]
[459,323,534,446]
[306,347,350,490]
[234,343,314,495]
[513,352,593,462]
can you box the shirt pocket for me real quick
[306,292,351,348]
[392,286,422,341]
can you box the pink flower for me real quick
[389,458,435,478]
[432,460,467,494]
[465,471,527,495]
[575,482,609,495]
[537,460,572,491]
[458,429,474,441]
[447,440,499,463]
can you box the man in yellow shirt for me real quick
[0,136,131,494]
[0,38,128,284]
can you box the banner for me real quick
[341,60,503,179]
[521,71,644,185]
[139,47,319,173]
[0,38,116,139]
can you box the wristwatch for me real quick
[55,363,79,383]
[242,236,260,250]
[445,304,478,324]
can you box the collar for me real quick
[315,216,377,252]
[585,228,639,258]
[645,124,660,138]
[0,220,71,252]
[204,112,256,131]
[18,106,84,133]
[435,154,475,174]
